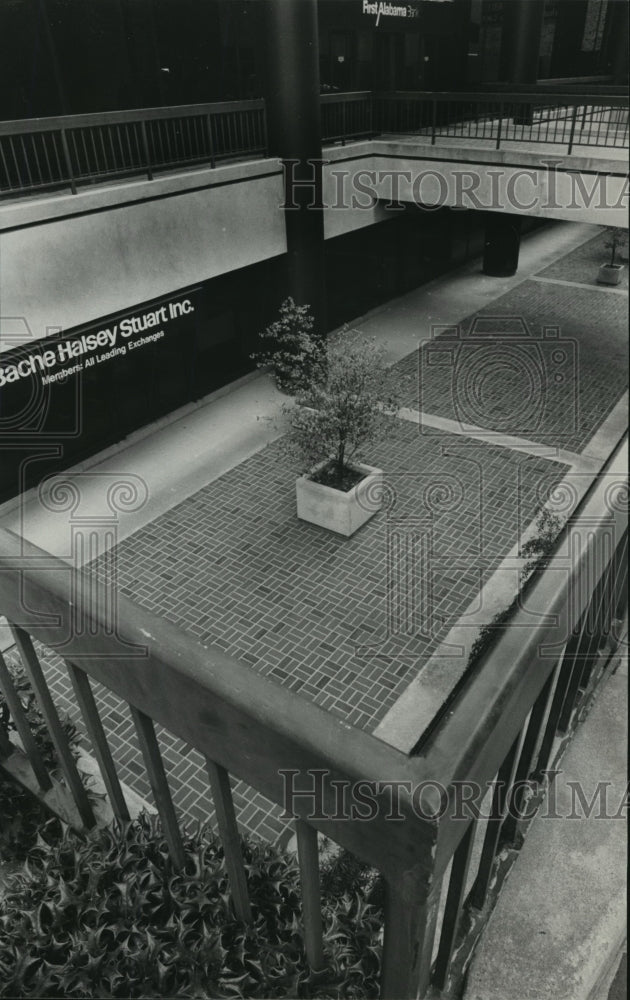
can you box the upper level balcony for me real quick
[1,88,627,203]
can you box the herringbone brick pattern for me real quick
[397,278,628,452]
[538,230,628,288]
[38,425,566,842]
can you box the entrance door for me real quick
[330,31,355,91]
[374,32,405,91]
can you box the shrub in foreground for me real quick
[0,814,383,999]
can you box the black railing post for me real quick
[567,103,579,155]
[59,128,77,194]
[206,113,216,168]
[431,99,437,144]
[140,121,153,180]
[261,104,269,157]
[496,102,504,149]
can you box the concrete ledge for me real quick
[464,661,627,1000]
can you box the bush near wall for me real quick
[0,814,383,999]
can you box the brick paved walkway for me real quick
[538,230,628,289]
[37,426,567,841]
[396,272,628,453]
[28,227,629,845]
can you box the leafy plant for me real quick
[0,651,80,861]
[520,507,564,582]
[602,226,628,268]
[251,298,325,394]
[0,650,80,770]
[0,815,384,998]
[466,506,566,672]
[284,335,402,489]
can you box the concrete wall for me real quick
[367,142,629,226]
[0,161,288,347]
[2,140,626,348]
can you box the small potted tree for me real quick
[250,297,325,394]
[597,227,628,286]
[290,336,401,536]
[253,302,401,536]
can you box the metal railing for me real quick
[320,91,373,144]
[1,89,627,200]
[372,90,629,154]
[0,99,267,198]
[0,438,626,997]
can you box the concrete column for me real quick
[608,0,629,85]
[482,212,522,277]
[263,0,326,333]
[503,0,546,85]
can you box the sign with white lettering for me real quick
[360,0,452,25]
[0,290,200,390]
[362,1,420,24]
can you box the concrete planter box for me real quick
[296,461,383,536]
[597,263,624,286]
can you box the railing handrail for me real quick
[320,90,372,104]
[374,89,630,107]
[0,98,267,137]
[1,89,627,137]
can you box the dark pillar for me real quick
[502,0,546,85]
[482,213,522,277]
[608,0,629,85]
[263,0,326,334]
[36,0,69,114]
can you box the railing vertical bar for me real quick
[88,126,101,175]
[433,820,477,990]
[431,98,437,144]
[0,719,12,758]
[0,648,52,790]
[496,102,503,149]
[557,556,611,735]
[7,137,23,189]
[66,662,130,822]
[533,629,583,779]
[122,123,135,171]
[163,118,174,164]
[261,104,269,155]
[570,528,623,701]
[114,124,126,170]
[567,103,579,154]
[106,126,117,173]
[613,532,629,626]
[206,113,216,168]
[0,141,14,190]
[9,626,94,825]
[469,724,527,910]
[500,665,558,845]
[205,757,252,923]
[140,121,153,180]
[295,819,324,970]
[129,706,185,868]
[194,115,203,159]
[96,126,109,174]
[50,132,64,185]
[381,873,442,1000]
[26,135,41,186]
